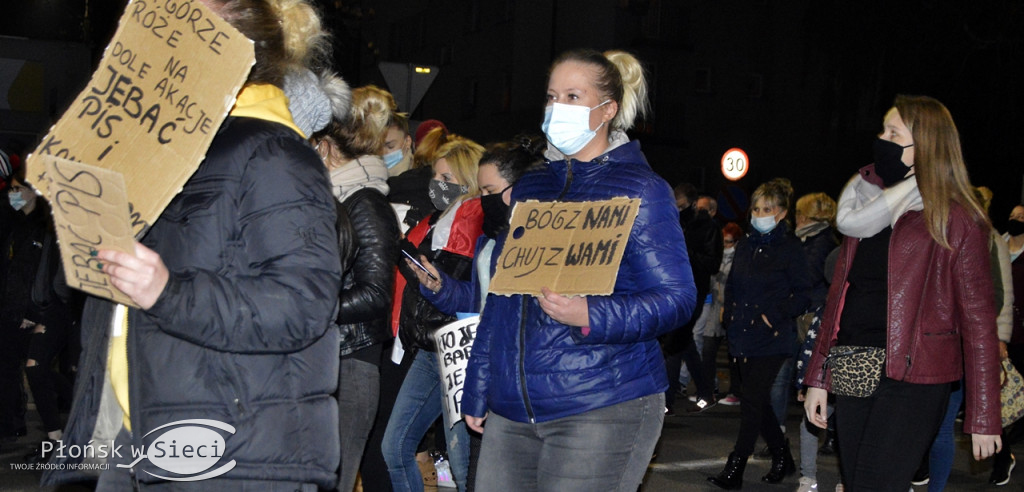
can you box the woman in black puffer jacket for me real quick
[310,83,401,492]
[46,1,343,489]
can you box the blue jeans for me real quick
[474,394,665,492]
[927,381,963,492]
[678,318,706,387]
[382,350,470,492]
[769,355,795,428]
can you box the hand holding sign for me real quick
[537,287,590,327]
[41,156,138,307]
[98,242,169,310]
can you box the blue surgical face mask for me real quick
[541,100,610,156]
[750,215,777,234]
[8,191,27,211]
[383,149,404,169]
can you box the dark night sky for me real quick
[3,0,1022,228]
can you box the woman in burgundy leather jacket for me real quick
[803,95,1002,491]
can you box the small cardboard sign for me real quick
[489,197,641,296]
[26,0,255,237]
[41,156,138,307]
[432,315,480,428]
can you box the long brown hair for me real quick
[893,94,987,248]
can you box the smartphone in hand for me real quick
[401,249,438,281]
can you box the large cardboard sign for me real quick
[432,316,479,428]
[26,0,255,237]
[41,156,139,307]
[489,198,641,296]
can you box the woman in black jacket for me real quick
[311,84,401,492]
[709,178,812,489]
[50,0,343,488]
[2,174,77,455]
[794,193,840,306]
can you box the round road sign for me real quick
[721,148,749,181]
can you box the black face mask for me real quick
[679,206,696,225]
[481,187,511,238]
[1008,219,1024,237]
[873,138,914,188]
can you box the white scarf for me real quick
[836,173,922,238]
[795,221,830,241]
[329,155,390,203]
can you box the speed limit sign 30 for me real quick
[721,148,749,181]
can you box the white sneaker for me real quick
[835,484,844,492]
[435,457,456,488]
[796,476,817,492]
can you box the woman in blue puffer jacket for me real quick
[461,49,696,492]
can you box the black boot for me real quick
[708,452,747,489]
[761,440,796,483]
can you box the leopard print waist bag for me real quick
[824,345,886,398]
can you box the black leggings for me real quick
[0,319,29,435]
[25,321,73,433]
[835,376,950,492]
[733,355,788,456]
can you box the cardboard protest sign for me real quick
[432,316,479,428]
[489,197,641,296]
[40,155,138,307]
[26,0,255,237]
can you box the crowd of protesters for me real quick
[1,1,1023,492]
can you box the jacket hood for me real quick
[229,84,305,138]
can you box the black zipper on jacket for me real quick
[516,159,573,422]
[557,160,574,200]
[518,297,536,423]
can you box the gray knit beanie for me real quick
[284,69,333,137]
